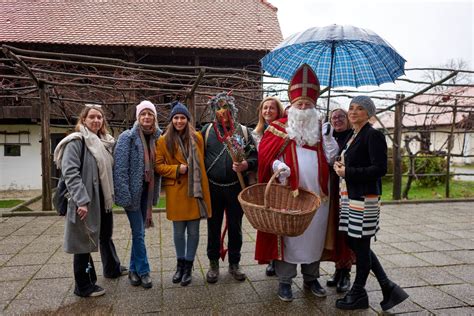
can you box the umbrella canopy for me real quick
[261,24,406,88]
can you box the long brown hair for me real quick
[254,96,284,135]
[75,105,110,136]
[164,118,197,157]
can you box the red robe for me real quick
[255,118,330,263]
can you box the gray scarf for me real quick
[178,135,208,219]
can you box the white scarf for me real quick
[53,125,116,211]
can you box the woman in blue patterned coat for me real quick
[114,100,162,289]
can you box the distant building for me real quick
[375,86,474,165]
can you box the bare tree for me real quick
[422,58,472,91]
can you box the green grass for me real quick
[0,200,24,208]
[382,178,474,201]
[453,164,474,170]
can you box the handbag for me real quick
[53,138,85,216]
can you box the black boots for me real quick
[335,286,369,310]
[172,258,185,284]
[337,269,351,293]
[181,260,193,286]
[380,280,409,311]
[327,269,351,293]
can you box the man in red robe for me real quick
[255,64,339,302]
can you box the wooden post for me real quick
[446,101,457,198]
[392,94,404,200]
[39,83,53,211]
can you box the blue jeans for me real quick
[125,186,150,276]
[173,219,200,261]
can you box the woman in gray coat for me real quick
[54,104,126,297]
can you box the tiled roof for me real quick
[375,86,474,129]
[0,0,283,51]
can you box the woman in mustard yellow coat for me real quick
[155,101,212,286]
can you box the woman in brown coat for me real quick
[155,101,212,286]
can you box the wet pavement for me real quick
[0,202,473,315]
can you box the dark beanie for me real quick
[169,101,191,121]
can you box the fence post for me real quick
[392,94,404,200]
[39,83,52,211]
[446,101,457,198]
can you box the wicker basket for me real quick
[238,170,321,237]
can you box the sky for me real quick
[268,0,473,69]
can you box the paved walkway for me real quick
[0,202,473,315]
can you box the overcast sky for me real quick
[268,0,473,70]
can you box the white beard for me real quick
[287,107,321,146]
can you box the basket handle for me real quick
[264,169,282,209]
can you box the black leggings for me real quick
[347,235,388,289]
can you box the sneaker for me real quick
[228,263,246,281]
[87,285,105,297]
[128,271,141,286]
[206,259,219,283]
[278,283,293,302]
[119,265,128,276]
[304,279,327,297]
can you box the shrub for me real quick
[413,154,449,187]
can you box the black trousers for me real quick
[346,235,388,289]
[207,183,243,264]
[73,189,121,296]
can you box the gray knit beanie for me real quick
[350,96,376,117]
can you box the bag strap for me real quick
[80,137,86,172]
[204,123,212,147]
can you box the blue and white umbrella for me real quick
[262,24,406,90]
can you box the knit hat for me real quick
[350,96,376,117]
[136,100,157,119]
[169,101,191,121]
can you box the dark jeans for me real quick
[73,189,121,296]
[346,235,388,289]
[207,183,243,264]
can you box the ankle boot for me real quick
[337,269,351,293]
[172,258,185,284]
[181,260,193,286]
[335,286,369,310]
[206,259,219,283]
[380,280,409,311]
[327,269,341,287]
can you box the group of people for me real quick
[53,63,408,311]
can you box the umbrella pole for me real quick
[326,41,336,120]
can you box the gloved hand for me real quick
[272,160,291,185]
[322,122,333,137]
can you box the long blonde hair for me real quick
[254,96,284,135]
[75,105,110,136]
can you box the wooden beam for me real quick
[39,83,52,211]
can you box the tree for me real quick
[422,58,472,91]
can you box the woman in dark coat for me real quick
[54,104,125,297]
[333,96,408,311]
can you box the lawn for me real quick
[381,178,474,201]
[0,200,23,208]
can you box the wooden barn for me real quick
[0,0,283,192]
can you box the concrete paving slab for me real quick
[0,201,473,314]
[434,307,474,315]
[405,286,466,310]
[437,283,474,306]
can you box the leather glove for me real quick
[272,160,291,185]
[322,122,333,137]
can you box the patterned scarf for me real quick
[138,126,156,228]
[178,135,208,219]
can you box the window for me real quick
[4,144,21,156]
